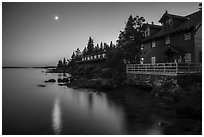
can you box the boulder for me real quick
[45,79,56,83]
[58,78,69,83]
[37,84,46,87]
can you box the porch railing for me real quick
[126,63,202,75]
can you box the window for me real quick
[145,27,150,37]
[184,33,191,40]
[165,37,170,45]
[140,58,144,64]
[166,19,173,28]
[141,44,144,50]
[102,53,106,58]
[151,57,156,64]
[130,36,134,40]
[151,41,156,48]
[184,53,191,63]
[168,19,173,27]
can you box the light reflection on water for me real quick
[3,69,170,135]
[52,98,62,135]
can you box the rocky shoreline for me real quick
[44,68,202,135]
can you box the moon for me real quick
[54,16,59,20]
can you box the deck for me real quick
[126,63,202,76]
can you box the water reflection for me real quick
[52,98,62,135]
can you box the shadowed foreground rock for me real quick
[37,84,46,87]
[58,78,70,83]
[45,79,56,83]
[67,78,115,90]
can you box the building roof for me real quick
[159,10,188,23]
[143,23,162,29]
[143,10,202,42]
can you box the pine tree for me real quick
[117,15,145,63]
[100,42,103,52]
[110,41,113,50]
[71,51,75,59]
[82,47,87,56]
[87,37,94,55]
[95,44,100,53]
[63,58,66,65]
[104,43,109,51]
[57,60,63,67]
[75,48,81,56]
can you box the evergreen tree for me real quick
[104,43,109,51]
[100,42,103,52]
[82,47,87,56]
[87,37,94,55]
[63,58,66,65]
[57,60,63,67]
[71,52,75,59]
[95,44,100,53]
[110,41,113,50]
[117,15,145,63]
[75,48,81,56]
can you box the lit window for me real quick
[102,53,106,58]
[184,33,191,40]
[94,55,97,59]
[151,56,156,64]
[151,41,156,48]
[145,27,150,37]
[184,53,191,63]
[165,37,170,45]
[130,36,134,40]
[141,44,144,50]
[166,19,173,28]
[140,58,144,64]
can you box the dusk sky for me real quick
[3,2,200,67]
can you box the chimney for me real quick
[151,21,154,25]
[199,3,202,10]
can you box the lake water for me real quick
[3,68,176,135]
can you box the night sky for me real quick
[2,2,199,67]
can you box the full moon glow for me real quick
[54,16,59,20]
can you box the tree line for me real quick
[71,37,116,61]
[58,14,145,67]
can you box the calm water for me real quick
[3,68,175,135]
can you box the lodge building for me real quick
[140,10,202,64]
[76,51,107,63]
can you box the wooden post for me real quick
[176,63,178,74]
[145,64,147,72]
[164,63,165,73]
[188,63,190,73]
